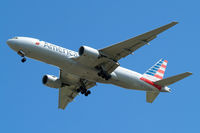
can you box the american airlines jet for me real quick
[7,22,192,109]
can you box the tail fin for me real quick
[154,72,192,86]
[143,58,168,81]
[146,91,159,103]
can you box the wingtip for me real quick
[169,21,179,26]
[172,21,179,24]
[186,72,193,75]
[58,106,65,110]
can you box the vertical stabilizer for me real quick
[143,59,168,81]
[146,91,160,103]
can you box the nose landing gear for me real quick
[21,58,26,63]
[17,50,26,63]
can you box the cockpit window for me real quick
[12,37,18,39]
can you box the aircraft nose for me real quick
[6,38,20,52]
[6,39,14,46]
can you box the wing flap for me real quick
[58,86,78,109]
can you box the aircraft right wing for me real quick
[58,70,96,110]
[58,82,95,109]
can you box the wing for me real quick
[72,22,178,75]
[58,86,78,109]
[100,22,178,61]
[58,70,96,110]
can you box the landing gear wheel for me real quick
[84,89,87,93]
[98,73,101,76]
[79,79,92,96]
[80,88,86,94]
[84,90,91,96]
[105,75,111,80]
[21,58,26,63]
[98,70,111,80]
[81,90,85,94]
[76,88,81,93]
[18,51,26,63]
[87,90,91,95]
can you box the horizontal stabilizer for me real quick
[146,91,159,103]
[154,72,192,86]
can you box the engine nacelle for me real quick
[42,75,62,88]
[79,46,100,60]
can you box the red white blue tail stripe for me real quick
[143,59,168,81]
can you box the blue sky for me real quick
[0,0,199,132]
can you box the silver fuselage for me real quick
[7,37,161,92]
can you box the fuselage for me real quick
[7,37,167,92]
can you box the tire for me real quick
[21,58,26,63]
[77,88,81,93]
[87,90,91,95]
[98,73,101,76]
[83,89,87,93]
[81,90,85,94]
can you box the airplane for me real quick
[6,21,192,109]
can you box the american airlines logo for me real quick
[43,42,78,57]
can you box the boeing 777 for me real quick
[6,22,192,109]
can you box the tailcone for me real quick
[161,86,171,92]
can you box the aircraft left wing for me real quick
[100,22,178,61]
[59,70,96,109]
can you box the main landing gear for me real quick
[76,86,91,96]
[76,80,91,96]
[17,50,26,63]
[96,66,111,80]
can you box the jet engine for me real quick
[42,75,62,88]
[79,46,100,60]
